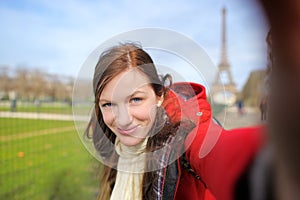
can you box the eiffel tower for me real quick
[211,7,237,102]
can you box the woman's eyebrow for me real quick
[130,90,147,96]
[99,89,148,102]
[99,97,111,102]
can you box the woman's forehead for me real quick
[100,69,154,101]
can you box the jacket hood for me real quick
[162,82,212,125]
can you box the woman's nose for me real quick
[115,105,132,127]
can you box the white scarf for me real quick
[110,138,148,200]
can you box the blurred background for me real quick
[0,0,268,199]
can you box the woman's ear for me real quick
[157,95,164,107]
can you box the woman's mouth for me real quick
[117,126,138,135]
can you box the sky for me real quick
[0,0,269,91]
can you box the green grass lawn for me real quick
[0,118,100,200]
[0,118,76,136]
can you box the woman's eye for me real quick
[130,97,142,103]
[101,103,112,108]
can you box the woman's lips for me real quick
[117,126,138,135]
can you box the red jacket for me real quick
[162,82,265,200]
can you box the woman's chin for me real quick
[119,136,146,146]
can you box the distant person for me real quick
[84,43,265,200]
[259,96,268,121]
[34,99,41,113]
[236,99,244,115]
[10,99,17,112]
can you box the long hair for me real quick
[85,43,194,199]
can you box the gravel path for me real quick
[215,106,263,130]
[0,111,88,121]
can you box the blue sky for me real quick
[0,0,268,90]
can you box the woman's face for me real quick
[99,68,162,146]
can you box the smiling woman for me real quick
[99,68,162,146]
[84,43,265,200]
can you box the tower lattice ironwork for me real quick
[211,7,237,97]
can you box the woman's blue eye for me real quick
[101,103,112,108]
[131,97,142,103]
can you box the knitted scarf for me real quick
[110,137,148,200]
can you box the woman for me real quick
[86,43,265,200]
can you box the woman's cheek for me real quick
[102,111,115,126]
[132,104,157,123]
